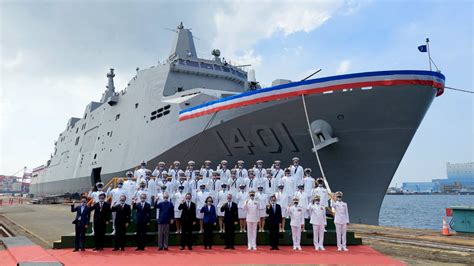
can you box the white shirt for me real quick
[275,191,289,209]
[290,165,304,186]
[255,192,268,209]
[287,205,305,226]
[332,200,350,224]
[236,168,248,179]
[253,167,267,179]
[134,188,151,204]
[196,190,209,209]
[236,190,248,209]
[173,191,185,211]
[110,187,127,205]
[293,190,308,209]
[244,198,259,222]
[263,177,277,195]
[303,176,315,196]
[152,168,166,181]
[309,203,327,225]
[281,175,295,197]
[312,186,329,207]
[271,168,284,183]
[134,167,149,185]
[219,168,231,180]
[200,168,213,179]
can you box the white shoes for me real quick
[248,246,256,250]
[293,246,296,250]
[342,247,349,251]
[320,246,326,250]
[248,247,252,250]
[337,247,342,251]
[297,246,302,250]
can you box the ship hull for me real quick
[31,83,437,225]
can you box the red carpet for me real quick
[43,246,403,265]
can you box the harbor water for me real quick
[379,194,474,230]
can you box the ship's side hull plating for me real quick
[31,84,437,225]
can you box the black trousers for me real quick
[180,223,193,248]
[75,224,87,250]
[203,223,214,248]
[223,222,235,248]
[93,221,106,249]
[115,223,126,249]
[268,223,280,248]
[136,223,148,249]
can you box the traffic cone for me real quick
[441,217,451,236]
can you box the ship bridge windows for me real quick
[186,60,199,67]
[214,65,222,71]
[150,105,171,121]
[200,62,213,70]
[222,66,230,72]
[178,59,185,65]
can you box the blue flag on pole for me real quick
[418,45,427,52]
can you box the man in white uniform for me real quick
[218,160,231,180]
[216,183,228,233]
[309,195,327,250]
[174,171,189,194]
[281,168,295,198]
[332,191,349,251]
[123,171,135,205]
[236,160,248,179]
[200,160,213,180]
[263,171,277,198]
[245,170,260,192]
[109,178,127,234]
[227,169,240,197]
[184,161,196,181]
[303,168,315,202]
[271,160,284,185]
[208,172,222,199]
[244,191,259,250]
[173,186,186,233]
[253,160,267,180]
[134,160,149,186]
[294,184,309,223]
[134,180,151,204]
[287,197,304,250]
[152,162,167,182]
[289,157,304,187]
[168,161,181,181]
[312,178,330,208]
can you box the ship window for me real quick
[76,128,79,133]
[185,60,199,67]
[231,68,236,74]
[164,105,170,110]
[200,62,213,69]
[115,114,120,120]
[157,113,163,118]
[222,66,230,72]
[163,110,170,115]
[178,59,185,65]
[110,131,113,137]
[157,107,163,113]
[177,87,183,92]
[135,103,139,108]
[151,116,156,120]
[94,154,97,159]
[151,111,157,115]
[214,65,222,71]
[75,136,80,146]
[107,132,110,136]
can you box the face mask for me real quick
[120,200,125,204]
[294,202,298,205]
[81,201,86,205]
[99,198,105,202]
[318,184,323,187]
[250,196,254,199]
[118,184,123,188]
[98,187,103,191]
[315,201,320,205]
[337,197,342,201]
[164,197,169,201]
[270,200,275,204]
[140,198,146,202]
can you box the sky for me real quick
[0,0,473,186]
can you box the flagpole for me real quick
[426,38,432,71]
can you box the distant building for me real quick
[401,182,435,193]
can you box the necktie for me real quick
[187,202,190,208]
[249,179,253,187]
[268,179,271,187]
[294,166,297,174]
[142,202,144,209]
[239,170,242,177]
[273,204,275,213]
[100,202,103,211]
[206,170,209,177]
[228,202,231,209]
[213,180,216,190]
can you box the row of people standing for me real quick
[73,188,349,252]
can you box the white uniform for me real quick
[309,203,327,249]
[88,190,107,204]
[134,167,149,186]
[244,198,259,249]
[168,168,181,181]
[275,190,290,217]
[147,178,156,197]
[184,169,196,180]
[134,188,152,204]
[271,168,284,185]
[253,167,267,179]
[236,168,248,179]
[200,168,214,179]
[263,177,277,197]
[122,180,136,205]
[287,205,305,249]
[198,178,211,191]
[110,187,127,206]
[332,200,350,250]
[236,190,248,218]
[175,179,189,194]
[256,192,268,217]
[196,190,209,219]
[294,190,309,218]
[281,175,295,197]
[173,191,186,218]
[218,168,231,180]
[312,186,330,207]
[244,177,260,192]
[227,177,240,197]
[152,168,166,182]
[290,165,304,187]
[208,179,222,198]
[216,189,229,216]
[303,176,315,199]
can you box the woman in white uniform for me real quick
[216,183,229,233]
[331,191,350,251]
[236,184,248,232]
[309,195,327,250]
[256,186,268,232]
[274,184,289,232]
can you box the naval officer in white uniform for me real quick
[309,195,327,250]
[332,191,350,251]
[244,190,259,250]
[287,197,305,250]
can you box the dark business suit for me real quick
[266,203,282,249]
[111,203,131,249]
[133,201,151,250]
[91,201,111,250]
[200,205,217,248]
[178,201,197,249]
[220,201,238,248]
[71,204,90,250]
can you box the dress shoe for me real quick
[72,249,79,252]
[205,246,208,250]
[164,247,168,250]
[188,247,192,250]
[92,248,99,251]
[112,248,119,251]
[180,247,185,250]
[136,248,141,251]
[158,247,164,251]
[230,247,235,250]
[120,248,125,251]
[224,246,230,249]
[274,247,280,250]
[81,249,85,251]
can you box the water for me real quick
[378,194,474,230]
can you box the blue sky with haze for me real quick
[1,0,472,186]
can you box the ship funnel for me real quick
[169,22,197,60]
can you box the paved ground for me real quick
[1,203,473,265]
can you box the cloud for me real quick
[1,51,24,70]
[336,60,351,74]
[212,0,345,67]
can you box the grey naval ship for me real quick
[30,23,445,225]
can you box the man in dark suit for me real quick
[133,193,151,251]
[111,195,131,251]
[266,195,282,250]
[155,192,174,250]
[91,193,111,251]
[220,193,238,249]
[71,195,91,252]
[178,193,196,250]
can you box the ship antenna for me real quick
[301,68,322,81]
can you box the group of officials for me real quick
[71,158,350,252]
